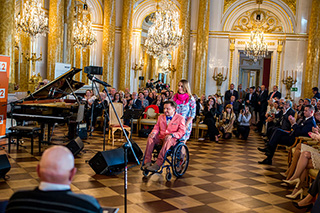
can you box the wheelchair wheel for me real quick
[166,172,172,181]
[142,170,149,177]
[172,143,189,178]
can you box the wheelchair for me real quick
[141,140,189,181]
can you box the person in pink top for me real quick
[143,100,186,172]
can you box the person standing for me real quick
[257,85,268,133]
[203,98,220,142]
[224,83,239,102]
[173,79,196,141]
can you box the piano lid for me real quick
[24,67,85,100]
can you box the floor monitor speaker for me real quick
[66,137,84,156]
[89,148,126,175]
[0,154,11,179]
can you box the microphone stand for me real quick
[90,80,109,151]
[100,84,140,213]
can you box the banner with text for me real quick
[0,56,10,137]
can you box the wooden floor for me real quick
[0,125,307,213]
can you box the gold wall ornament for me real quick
[47,0,64,80]
[102,0,115,86]
[193,0,210,96]
[282,70,297,100]
[119,0,134,91]
[232,9,284,33]
[304,0,320,98]
[176,0,191,82]
[223,0,237,13]
[228,38,235,86]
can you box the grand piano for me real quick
[10,67,85,143]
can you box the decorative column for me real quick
[119,0,134,91]
[276,40,283,85]
[102,0,116,86]
[20,34,30,91]
[64,0,74,65]
[193,0,210,95]
[304,0,320,98]
[0,0,15,92]
[176,0,191,81]
[228,39,235,86]
[47,0,64,80]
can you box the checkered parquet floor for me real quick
[0,126,308,213]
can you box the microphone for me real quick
[87,74,111,87]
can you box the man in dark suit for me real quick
[224,83,239,102]
[268,85,281,100]
[258,105,316,165]
[313,87,320,99]
[266,100,295,140]
[257,85,268,132]
[6,146,102,212]
[131,92,142,109]
[225,95,241,116]
[245,87,258,124]
[146,79,154,89]
[238,84,246,104]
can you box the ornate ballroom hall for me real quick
[0,0,319,212]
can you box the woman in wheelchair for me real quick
[142,101,186,172]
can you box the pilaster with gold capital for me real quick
[304,0,320,98]
[0,0,16,92]
[228,38,235,86]
[119,0,134,91]
[193,0,210,96]
[64,0,74,65]
[176,0,191,82]
[47,0,65,81]
[102,0,116,86]
[276,40,283,86]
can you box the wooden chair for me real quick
[108,103,131,146]
[139,106,160,131]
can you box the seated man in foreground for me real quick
[258,105,316,165]
[6,146,102,213]
[143,101,186,172]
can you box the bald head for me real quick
[37,146,76,185]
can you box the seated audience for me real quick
[152,95,164,113]
[258,105,316,165]
[139,92,149,108]
[203,98,220,142]
[237,106,251,140]
[6,146,102,213]
[142,101,186,172]
[219,104,236,139]
[113,92,122,103]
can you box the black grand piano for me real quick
[10,67,85,143]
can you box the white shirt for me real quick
[39,181,71,191]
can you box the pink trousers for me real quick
[144,134,177,166]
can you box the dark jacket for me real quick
[280,108,296,131]
[313,92,320,99]
[225,100,241,115]
[245,93,257,109]
[291,116,317,137]
[268,91,281,100]
[224,90,239,102]
[258,90,268,112]
[132,99,142,109]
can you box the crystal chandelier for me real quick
[144,0,182,59]
[15,0,49,39]
[244,0,268,62]
[73,2,97,49]
[245,30,268,62]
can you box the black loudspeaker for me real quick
[0,154,11,179]
[84,66,103,75]
[66,137,84,156]
[89,148,126,175]
[127,141,143,162]
[138,76,144,80]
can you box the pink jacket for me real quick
[151,114,186,139]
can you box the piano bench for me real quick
[7,126,42,155]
